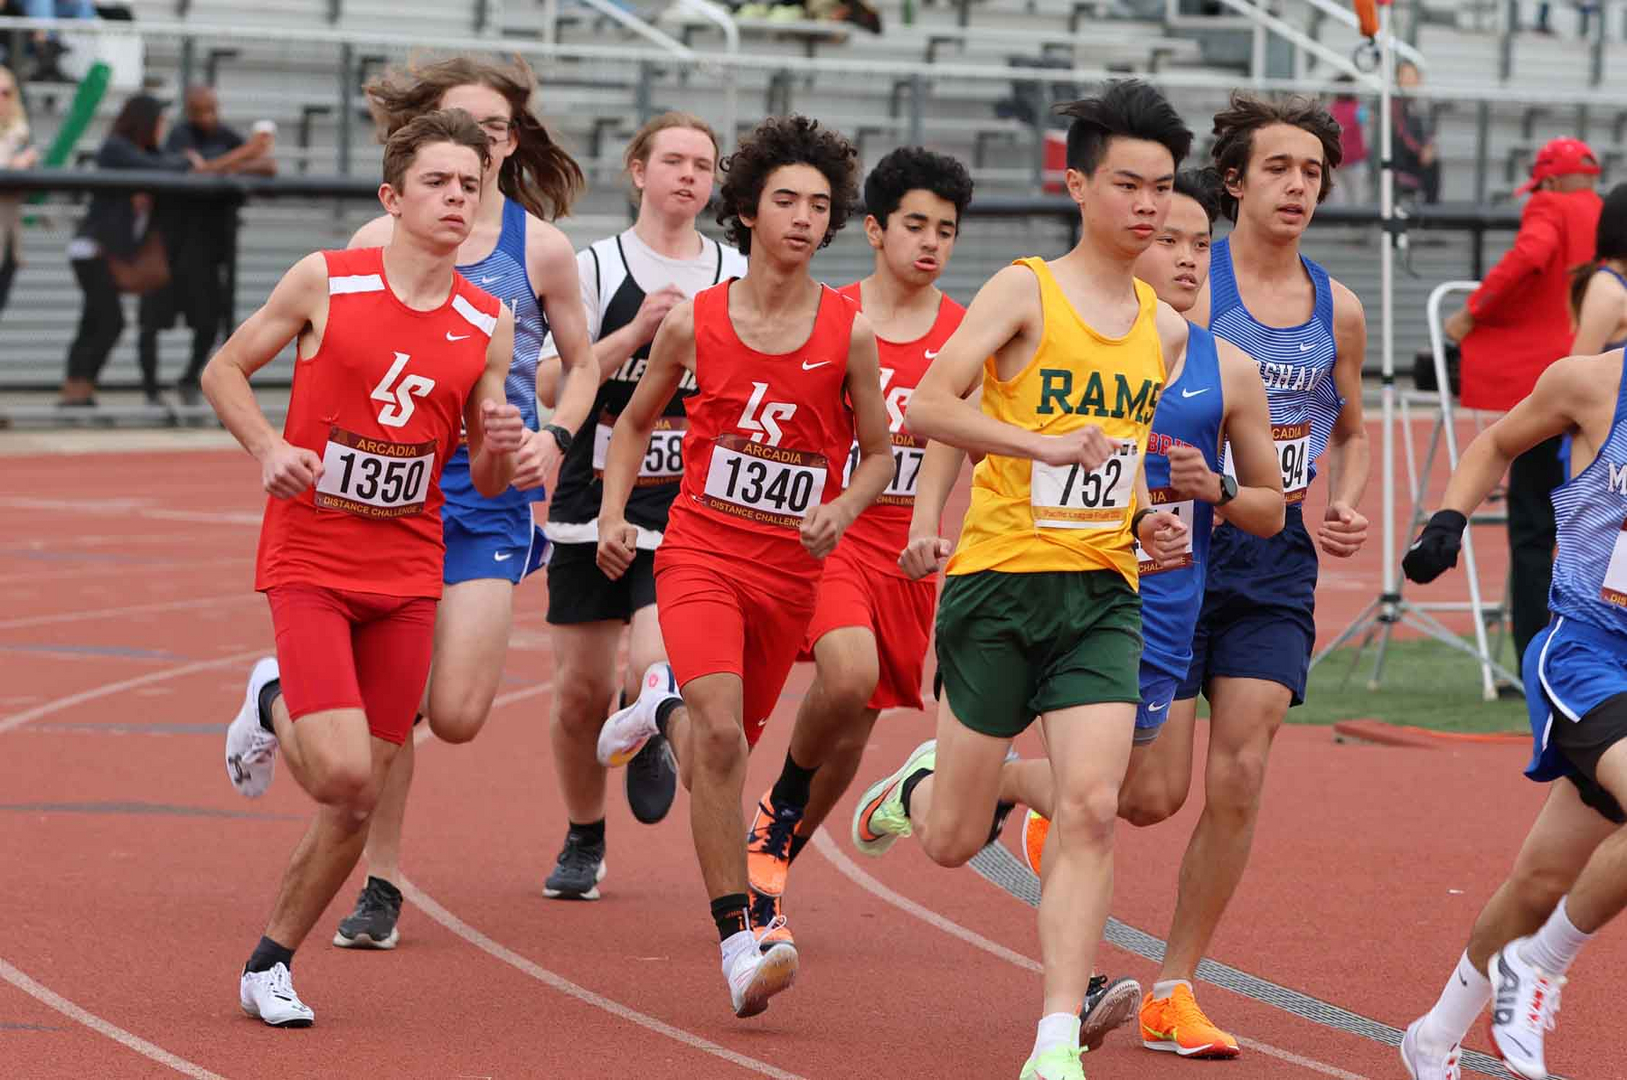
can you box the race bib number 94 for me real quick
[1030,439,1138,529]
[842,433,926,505]
[314,426,435,519]
[702,433,829,528]
[1222,420,1312,504]
[593,412,686,486]
[1132,487,1195,574]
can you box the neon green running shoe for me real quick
[850,739,936,857]
[1018,1045,1086,1080]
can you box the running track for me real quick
[0,429,1606,1080]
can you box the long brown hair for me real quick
[1210,91,1343,221]
[367,55,584,220]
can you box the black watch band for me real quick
[1131,508,1154,536]
[543,423,573,453]
[1216,473,1238,506]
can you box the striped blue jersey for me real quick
[1210,235,1342,505]
[1137,323,1225,678]
[441,197,549,510]
[1550,359,1627,635]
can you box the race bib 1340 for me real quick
[701,434,829,528]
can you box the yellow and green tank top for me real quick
[945,257,1166,585]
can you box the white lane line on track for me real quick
[0,958,227,1080]
[401,879,807,1080]
[0,593,254,632]
[0,650,265,736]
[0,496,260,527]
[810,832,1371,1080]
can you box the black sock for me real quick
[787,832,811,865]
[411,712,424,728]
[654,696,683,739]
[619,690,629,711]
[770,751,817,809]
[569,819,606,847]
[898,767,933,820]
[256,680,281,735]
[711,893,750,941]
[244,935,294,974]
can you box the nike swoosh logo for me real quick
[446,332,470,342]
[856,782,897,842]
[924,349,939,359]
[493,551,513,561]
[1146,701,1170,713]
[480,275,499,284]
[1180,387,1210,399]
[801,360,831,371]
[1299,342,1316,352]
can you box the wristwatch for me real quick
[1215,473,1238,506]
[543,423,573,453]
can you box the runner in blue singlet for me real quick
[323,57,601,949]
[1401,347,1627,1080]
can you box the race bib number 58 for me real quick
[702,433,829,528]
[314,426,435,519]
[1030,439,1138,529]
[593,411,686,486]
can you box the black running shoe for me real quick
[625,733,677,825]
[543,828,607,900]
[332,875,402,949]
[1079,974,1142,1051]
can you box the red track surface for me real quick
[0,429,1608,1080]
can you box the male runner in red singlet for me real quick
[202,110,523,1027]
[743,146,975,945]
[593,115,894,1018]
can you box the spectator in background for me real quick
[1443,136,1603,663]
[19,0,98,84]
[59,94,207,407]
[0,64,38,317]
[1392,60,1440,204]
[1329,76,1369,205]
[138,85,275,405]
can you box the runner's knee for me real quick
[553,672,616,736]
[1204,745,1271,815]
[307,757,375,812]
[814,658,879,717]
[1507,855,1577,917]
[687,707,748,771]
[1119,776,1188,828]
[919,821,986,868]
[1053,785,1120,850]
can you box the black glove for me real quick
[1402,509,1468,584]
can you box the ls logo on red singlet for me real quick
[371,353,436,428]
[878,367,913,434]
[737,381,797,447]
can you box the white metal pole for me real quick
[1377,1,1398,658]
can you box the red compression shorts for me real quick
[265,584,437,746]
[654,552,816,749]
[801,545,938,711]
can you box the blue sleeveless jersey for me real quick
[1548,360,1627,635]
[1209,236,1342,502]
[1137,323,1225,678]
[441,197,549,511]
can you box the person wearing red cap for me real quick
[1442,136,1603,663]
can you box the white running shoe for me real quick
[239,962,314,1027]
[1399,1016,1462,1080]
[1489,938,1564,1080]
[727,916,798,1019]
[225,657,281,798]
[597,661,680,768]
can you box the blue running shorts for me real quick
[1523,615,1627,823]
[1134,667,1181,745]
[443,499,548,586]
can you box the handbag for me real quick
[106,227,170,294]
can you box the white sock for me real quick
[1151,979,1191,1001]
[1032,1012,1081,1058]
[720,929,755,976]
[1420,951,1491,1046]
[1519,895,1593,976]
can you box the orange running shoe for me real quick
[750,889,794,952]
[1139,984,1241,1058]
[1021,810,1050,876]
[746,790,803,898]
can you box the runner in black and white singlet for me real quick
[537,113,747,902]
[324,57,598,950]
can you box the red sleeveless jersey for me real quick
[832,283,964,577]
[661,279,858,578]
[255,247,500,599]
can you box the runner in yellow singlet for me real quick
[850,80,1194,1080]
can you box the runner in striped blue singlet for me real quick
[325,57,601,949]
[1133,95,1372,1054]
[1402,348,1627,1080]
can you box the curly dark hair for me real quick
[1210,91,1342,222]
[1054,79,1192,177]
[717,115,860,256]
[1173,167,1222,227]
[863,146,975,229]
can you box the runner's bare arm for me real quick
[802,314,890,559]
[201,252,329,498]
[899,439,967,579]
[1570,275,1626,356]
[597,300,694,580]
[465,305,524,498]
[532,224,597,479]
[1438,356,1590,517]
[346,215,393,250]
[1318,281,1371,558]
[589,284,688,385]
[908,265,1114,471]
[1199,339,1285,538]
